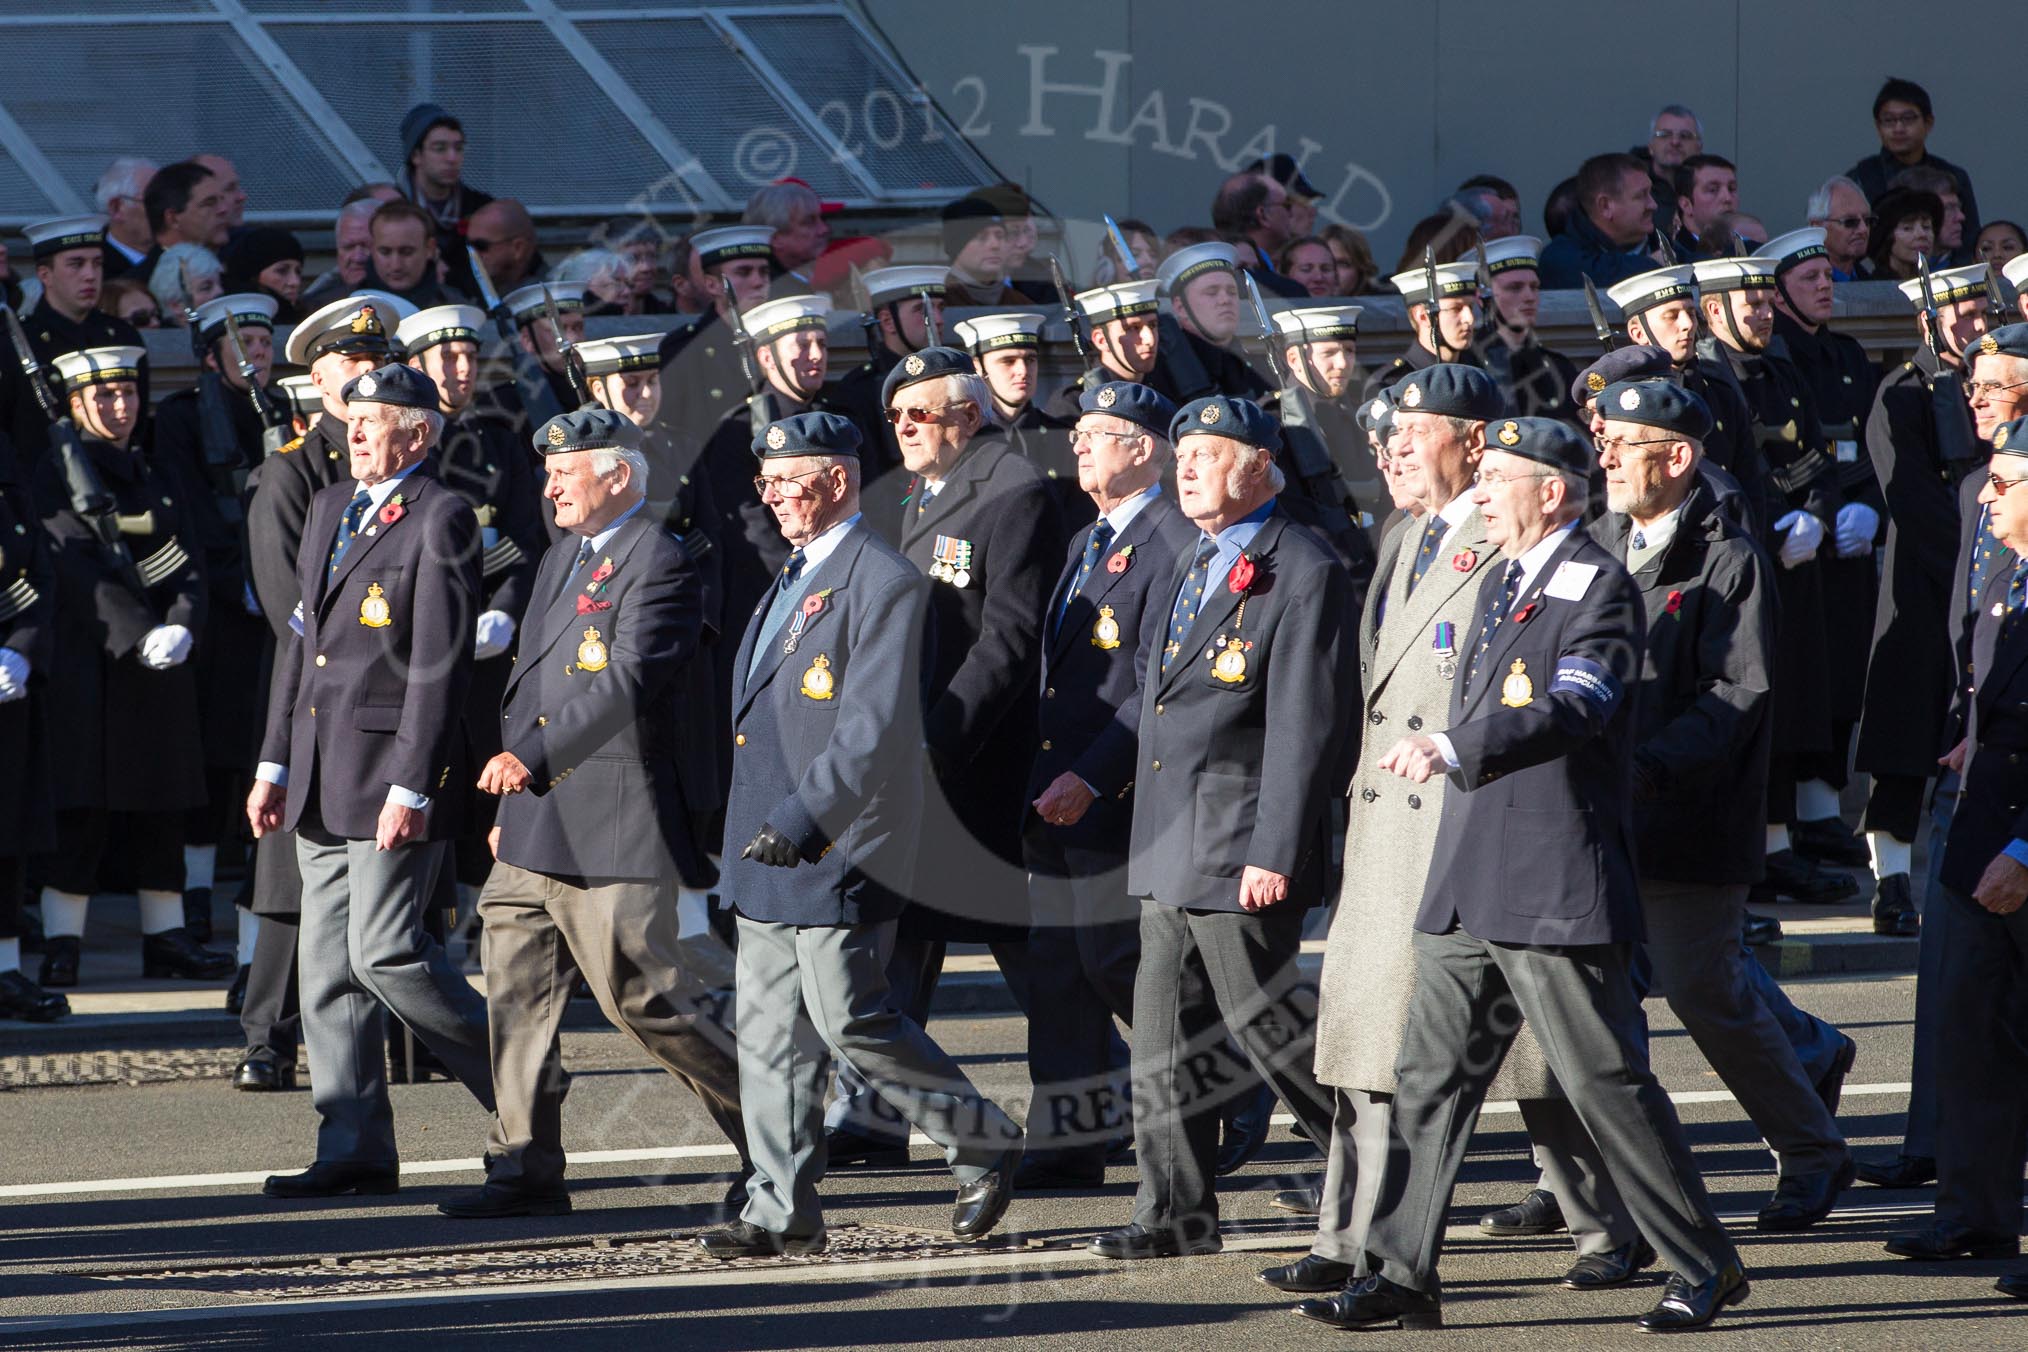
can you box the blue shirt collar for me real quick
[583,497,645,555]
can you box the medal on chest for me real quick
[1091,604,1121,649]
[577,626,609,673]
[784,588,833,656]
[1500,658,1533,708]
[1210,636,1251,683]
[931,535,973,588]
[1432,620,1457,680]
[800,652,836,700]
[358,581,391,628]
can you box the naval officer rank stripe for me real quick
[135,537,191,588]
[482,536,526,578]
[0,575,39,622]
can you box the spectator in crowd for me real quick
[1541,175,1579,240]
[1807,175,1874,281]
[398,102,491,235]
[1635,103,1703,239]
[192,154,248,235]
[369,200,464,308]
[1319,223,1381,295]
[140,160,229,279]
[1092,219,1160,286]
[1454,175,1522,240]
[1245,152,1325,236]
[221,226,305,323]
[147,243,222,323]
[978,181,1057,303]
[1279,236,1341,297]
[1846,77,1979,247]
[1211,170,1308,297]
[346,181,402,207]
[596,220,671,315]
[744,179,829,291]
[1865,187,1942,282]
[299,199,379,309]
[1891,164,1970,264]
[1674,154,1740,256]
[94,157,156,278]
[1539,153,1658,289]
[1391,208,1480,274]
[98,275,160,329]
[941,193,1030,306]
[668,233,708,313]
[1725,211,1768,251]
[555,248,632,315]
[465,199,546,296]
[1976,220,2028,267]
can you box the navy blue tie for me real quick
[1059,519,1116,632]
[328,490,370,573]
[1163,539,1220,674]
[1970,507,2003,613]
[750,549,807,678]
[1466,561,1523,689]
[1405,513,1447,594]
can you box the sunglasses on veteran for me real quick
[884,401,968,426]
[1989,469,2028,495]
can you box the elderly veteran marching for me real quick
[438,408,748,1220]
[248,363,495,1200]
[700,411,1022,1259]
[1313,416,1747,1335]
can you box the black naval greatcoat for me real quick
[1361,337,1490,407]
[1147,316,1269,406]
[3,300,148,476]
[0,438,56,863]
[1477,328,1583,428]
[1000,400,1090,532]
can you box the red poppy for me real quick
[1106,549,1132,575]
[1664,590,1684,614]
[1513,601,1540,624]
[1452,549,1477,572]
[591,559,615,584]
[801,592,827,618]
[1227,553,1256,595]
[576,595,611,615]
[378,501,405,526]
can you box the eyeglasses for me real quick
[1472,469,1555,487]
[1989,471,2028,495]
[1651,129,1701,142]
[753,467,832,499]
[1818,214,1877,232]
[1072,427,1143,446]
[1877,112,1925,129]
[884,402,966,426]
[1970,379,2028,399]
[468,238,499,252]
[1593,434,1675,456]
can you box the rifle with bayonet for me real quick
[1423,244,1454,362]
[1583,276,1621,351]
[847,263,882,367]
[1104,215,1143,280]
[3,304,148,597]
[915,286,942,347]
[222,309,291,457]
[1917,252,1945,365]
[720,279,773,432]
[1048,253,1098,376]
[1985,260,2010,337]
[467,243,563,429]
[181,260,249,508]
[1242,271,1364,555]
[541,284,591,409]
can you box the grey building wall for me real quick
[860,0,2026,273]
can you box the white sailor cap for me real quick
[1271,305,1362,342]
[501,282,588,327]
[1759,228,1829,274]
[193,292,279,344]
[690,225,775,270]
[23,213,106,259]
[276,374,321,416]
[52,345,146,390]
[1156,241,1238,294]
[394,304,485,356]
[283,291,413,366]
[2004,255,2028,294]
[1691,257,1778,293]
[1074,279,1161,322]
[861,265,947,307]
[742,294,833,341]
[952,312,1045,354]
[1481,235,1545,274]
[1389,261,1478,305]
[573,334,664,377]
[1897,262,1991,308]
[1606,265,1699,316]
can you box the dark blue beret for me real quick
[1571,344,1676,408]
[1993,414,2028,455]
[755,410,862,460]
[1170,394,1281,451]
[535,407,642,455]
[1485,415,1593,476]
[1079,380,1177,440]
[1598,380,1713,441]
[1973,323,2028,362]
[341,363,439,412]
[1390,363,1505,422]
[1356,388,1396,438]
[880,344,976,406]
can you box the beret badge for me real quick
[1619,387,1642,411]
[1096,386,1117,408]
[1369,398,1387,419]
[1200,403,1221,425]
[1981,333,2000,357]
[1586,371,1607,393]
[1496,420,1520,446]
[904,353,925,375]
[2000,424,2012,451]
[1402,382,1423,408]
[766,424,788,450]
[356,374,378,397]
[547,423,568,447]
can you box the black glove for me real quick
[742,823,800,868]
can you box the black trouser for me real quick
[45,808,183,895]
[0,856,25,941]
[239,910,301,1058]
[1863,772,1928,842]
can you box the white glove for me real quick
[1834,502,1881,558]
[138,624,194,670]
[0,645,28,704]
[473,609,516,660]
[1772,510,1824,570]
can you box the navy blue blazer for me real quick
[1941,562,2028,896]
[1415,526,1646,946]
[721,523,932,927]
[260,466,479,841]
[1126,507,1356,912]
[493,511,707,883]
[1027,489,1197,855]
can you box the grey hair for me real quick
[938,372,996,428]
[147,243,221,312]
[336,198,380,234]
[380,403,445,448]
[1227,442,1288,498]
[1551,467,1589,502]
[1650,104,1703,138]
[743,181,823,231]
[588,445,652,492]
[1806,174,1866,223]
[553,247,628,288]
[94,156,157,212]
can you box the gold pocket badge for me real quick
[1499,658,1533,708]
[1091,605,1121,649]
[577,626,609,672]
[358,581,391,628]
[801,652,836,700]
[1211,637,1249,683]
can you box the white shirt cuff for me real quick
[256,761,289,787]
[386,785,431,811]
[1428,732,1460,772]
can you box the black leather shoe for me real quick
[952,1142,1021,1240]
[263,1161,400,1198]
[1479,1187,1566,1236]
[1855,1153,1936,1188]
[1563,1238,1658,1289]
[1757,1158,1855,1231]
[1215,1083,1277,1176]
[1872,872,1921,936]
[1088,1223,1223,1259]
[1997,1270,2028,1299]
[696,1220,825,1259]
[1755,849,1860,905]
[37,936,79,989]
[1815,1035,1858,1117]
[1742,911,1784,947]
[142,928,236,980]
[1259,1253,1354,1292]
[1012,1157,1105,1190]
[234,1049,298,1092]
[0,969,69,1022]
[822,1125,912,1168]
[1635,1263,1749,1332]
[1792,816,1868,867]
[438,1182,571,1218]
[1295,1273,1442,1330]
[1885,1225,2021,1260]
[183,886,213,943]
[1270,1184,1323,1216]
[224,963,250,1015]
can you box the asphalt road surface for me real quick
[2,971,2023,1349]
